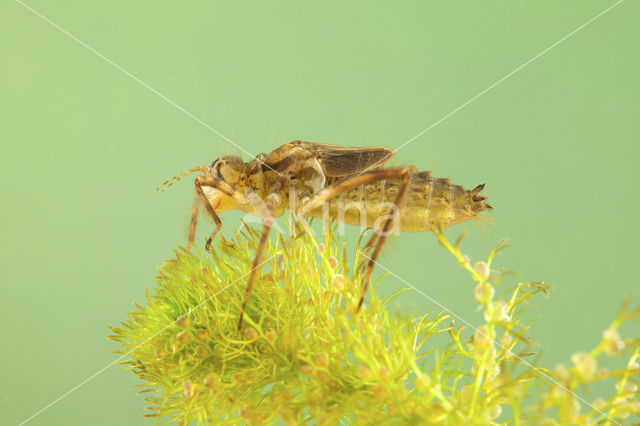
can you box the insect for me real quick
[158,141,492,330]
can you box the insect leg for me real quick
[297,167,414,237]
[187,196,199,249]
[298,167,414,310]
[195,176,250,250]
[237,218,272,331]
[193,177,226,250]
[299,167,415,216]
[358,169,410,311]
[237,188,284,331]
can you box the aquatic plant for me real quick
[109,224,639,424]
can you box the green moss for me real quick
[109,224,639,425]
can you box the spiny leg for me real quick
[297,167,414,310]
[237,218,273,331]
[192,189,221,251]
[194,177,225,250]
[358,169,411,311]
[204,220,222,251]
[187,197,199,249]
[195,174,281,331]
[236,187,286,331]
[194,176,252,250]
[297,167,415,236]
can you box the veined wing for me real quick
[290,141,396,177]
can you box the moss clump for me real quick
[110,225,640,424]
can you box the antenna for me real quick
[155,166,208,192]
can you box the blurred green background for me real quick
[1,0,638,424]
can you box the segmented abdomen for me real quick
[308,172,491,232]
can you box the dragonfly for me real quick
[158,141,492,330]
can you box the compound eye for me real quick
[210,158,223,179]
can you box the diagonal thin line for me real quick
[18,254,275,425]
[358,0,625,176]
[14,0,284,177]
[359,251,621,425]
